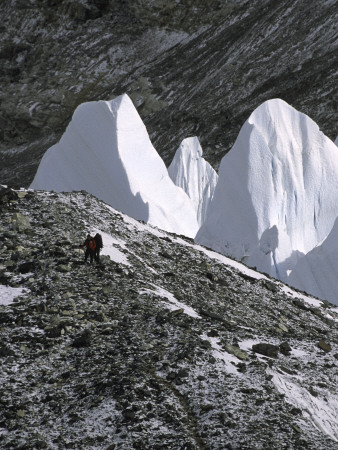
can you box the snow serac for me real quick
[196,99,338,281]
[30,94,198,238]
[168,137,218,226]
[288,217,338,305]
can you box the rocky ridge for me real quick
[1,0,337,186]
[0,187,338,449]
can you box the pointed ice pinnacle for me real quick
[30,94,198,238]
[168,137,218,226]
[196,98,338,282]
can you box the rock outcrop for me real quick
[0,0,337,186]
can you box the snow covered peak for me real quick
[335,135,338,146]
[196,98,338,280]
[168,137,218,226]
[30,94,199,238]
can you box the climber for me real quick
[81,234,96,264]
[94,233,103,262]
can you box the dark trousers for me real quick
[85,248,94,263]
[94,248,101,262]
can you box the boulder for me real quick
[11,212,31,231]
[318,340,332,353]
[252,343,279,358]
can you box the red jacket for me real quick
[82,237,96,250]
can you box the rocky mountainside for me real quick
[1,187,338,449]
[1,0,337,186]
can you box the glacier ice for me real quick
[196,98,338,282]
[168,136,218,226]
[288,217,338,305]
[30,94,199,238]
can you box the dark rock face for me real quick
[0,0,337,186]
[0,189,338,448]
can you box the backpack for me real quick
[95,233,103,248]
[89,238,96,250]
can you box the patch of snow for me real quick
[280,285,324,308]
[28,326,45,335]
[93,230,130,266]
[239,338,261,352]
[0,285,28,305]
[269,369,338,442]
[201,334,239,375]
[0,428,8,437]
[83,398,119,436]
[290,348,308,358]
[139,285,201,319]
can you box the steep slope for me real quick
[196,99,338,281]
[0,187,338,449]
[0,0,337,186]
[168,136,218,226]
[30,94,198,238]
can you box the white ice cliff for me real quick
[168,137,218,226]
[30,94,199,238]
[288,217,338,304]
[196,98,338,282]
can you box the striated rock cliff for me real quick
[0,0,337,186]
